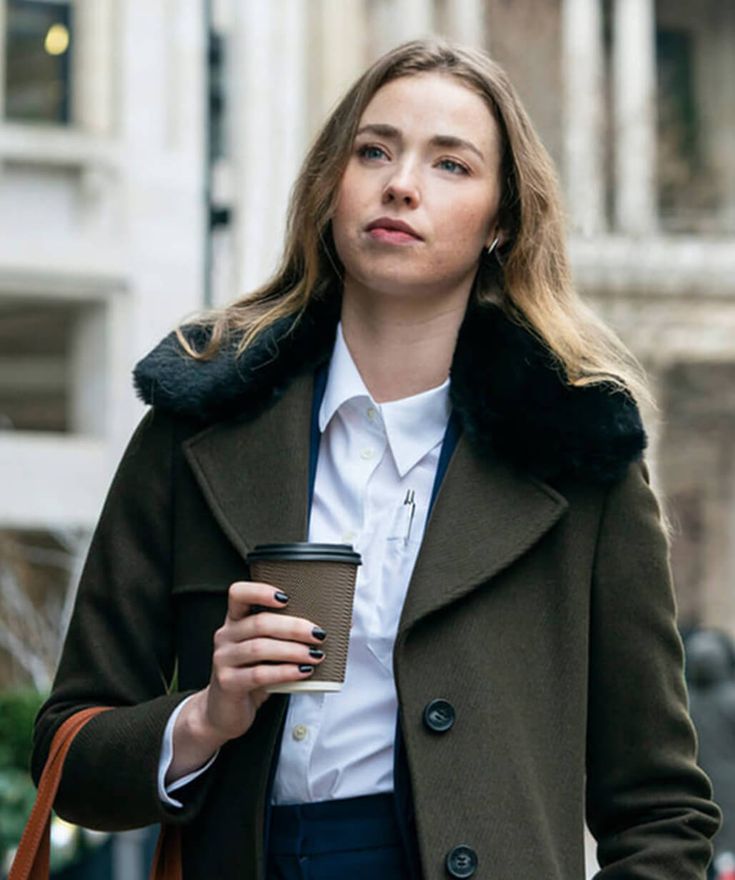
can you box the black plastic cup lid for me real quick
[246,542,362,565]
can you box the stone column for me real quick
[397,0,434,39]
[231,0,308,295]
[69,303,107,436]
[561,0,606,236]
[372,0,434,56]
[442,0,486,48]
[73,0,120,226]
[116,0,206,435]
[72,0,115,135]
[612,0,657,234]
[312,0,368,127]
[0,3,7,119]
[713,0,735,231]
[723,446,735,636]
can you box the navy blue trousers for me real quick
[266,792,410,880]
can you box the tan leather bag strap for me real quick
[9,706,182,880]
[150,823,183,880]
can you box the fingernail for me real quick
[312,626,327,641]
[308,648,325,659]
[299,664,314,673]
[274,591,289,603]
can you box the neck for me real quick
[339,281,472,403]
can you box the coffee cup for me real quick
[245,542,362,693]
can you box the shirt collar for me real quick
[319,322,451,477]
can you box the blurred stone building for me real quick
[1,1,733,877]
[1,0,733,677]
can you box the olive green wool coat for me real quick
[32,297,721,879]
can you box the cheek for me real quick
[333,166,363,219]
[331,184,360,249]
[435,198,495,250]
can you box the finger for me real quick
[229,610,327,646]
[217,662,316,694]
[217,636,327,669]
[226,581,289,622]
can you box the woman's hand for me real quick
[167,581,326,784]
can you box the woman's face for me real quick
[331,72,504,304]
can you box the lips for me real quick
[365,217,422,240]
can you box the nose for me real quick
[382,160,420,207]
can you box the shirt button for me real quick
[360,448,374,460]
[342,531,355,542]
[366,406,377,421]
[292,724,308,741]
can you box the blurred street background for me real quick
[0,0,734,877]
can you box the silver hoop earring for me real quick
[485,236,499,256]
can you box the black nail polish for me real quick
[299,664,314,673]
[312,626,327,641]
[274,591,289,603]
[308,648,325,659]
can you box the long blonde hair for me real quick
[177,38,656,414]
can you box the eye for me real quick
[437,157,469,175]
[356,143,388,161]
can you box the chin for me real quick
[366,282,451,304]
[365,262,475,296]
[350,258,434,287]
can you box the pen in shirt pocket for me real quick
[403,489,416,546]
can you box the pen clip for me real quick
[403,489,416,546]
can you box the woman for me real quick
[32,39,720,879]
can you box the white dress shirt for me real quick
[158,321,451,807]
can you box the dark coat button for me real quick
[423,698,455,733]
[445,844,478,878]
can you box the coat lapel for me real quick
[181,369,568,632]
[181,372,313,559]
[397,430,568,636]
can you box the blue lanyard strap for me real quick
[428,406,461,519]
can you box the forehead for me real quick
[358,72,499,156]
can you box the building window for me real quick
[0,299,75,432]
[4,0,73,124]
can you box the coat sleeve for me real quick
[585,459,722,877]
[31,408,216,830]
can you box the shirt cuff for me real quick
[158,695,220,808]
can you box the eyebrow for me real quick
[355,123,486,163]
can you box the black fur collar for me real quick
[133,294,646,484]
